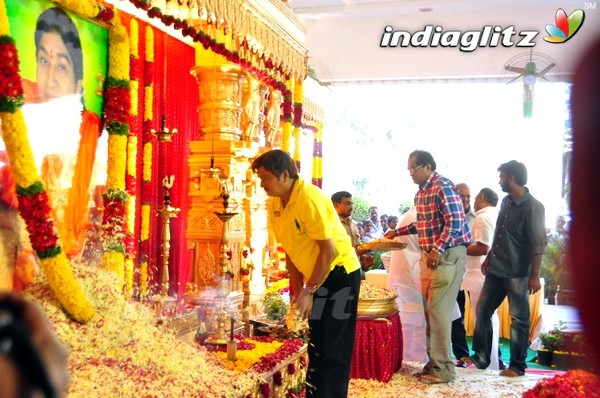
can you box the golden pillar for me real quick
[191,65,246,142]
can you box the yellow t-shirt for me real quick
[268,177,360,281]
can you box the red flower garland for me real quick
[103,85,131,126]
[251,339,304,373]
[16,191,59,254]
[102,196,126,245]
[0,38,24,110]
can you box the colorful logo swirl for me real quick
[544,8,585,43]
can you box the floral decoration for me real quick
[308,122,323,188]
[281,77,293,153]
[125,0,297,153]
[524,370,600,397]
[292,78,303,170]
[0,0,94,323]
[139,24,155,298]
[124,18,141,299]
[240,246,255,275]
[101,13,131,294]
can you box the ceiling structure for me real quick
[287,0,600,84]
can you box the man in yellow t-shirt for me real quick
[252,150,361,398]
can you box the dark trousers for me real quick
[472,274,530,374]
[451,290,470,359]
[306,266,361,398]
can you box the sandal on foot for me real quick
[500,368,524,377]
[420,374,450,384]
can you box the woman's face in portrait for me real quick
[36,30,82,102]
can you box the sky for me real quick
[302,81,571,227]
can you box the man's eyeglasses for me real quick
[408,164,424,173]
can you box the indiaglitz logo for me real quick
[380,25,539,52]
[544,8,585,43]
[381,8,587,51]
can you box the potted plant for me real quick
[537,321,566,366]
[554,331,591,370]
[262,291,289,321]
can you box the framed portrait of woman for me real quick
[4,0,110,257]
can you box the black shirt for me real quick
[488,189,547,278]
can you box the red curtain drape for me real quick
[151,31,199,298]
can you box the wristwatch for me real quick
[305,284,319,295]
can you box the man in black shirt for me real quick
[462,160,547,377]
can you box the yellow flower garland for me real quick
[108,19,130,81]
[101,13,130,293]
[106,134,128,190]
[51,0,98,19]
[0,0,8,36]
[312,122,323,181]
[144,26,153,122]
[126,136,137,181]
[39,253,95,322]
[127,196,136,235]
[140,259,148,298]
[0,111,38,188]
[139,24,154,299]
[130,20,139,116]
[140,204,150,240]
[130,79,139,116]
[101,250,125,287]
[130,19,139,58]
[281,78,293,153]
[145,25,154,62]
[124,257,134,297]
[142,141,152,182]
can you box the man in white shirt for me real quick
[452,183,474,366]
[461,188,504,370]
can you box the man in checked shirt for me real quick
[384,150,471,384]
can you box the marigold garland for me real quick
[140,259,148,297]
[106,134,128,190]
[0,1,8,36]
[126,136,138,190]
[50,0,99,20]
[292,77,303,171]
[139,23,155,299]
[142,141,152,182]
[144,26,154,122]
[140,204,150,240]
[310,122,323,188]
[0,110,37,186]
[281,77,293,153]
[130,79,139,115]
[0,4,94,323]
[100,14,131,293]
[126,194,136,235]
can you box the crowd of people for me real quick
[332,150,549,385]
[1,28,598,395]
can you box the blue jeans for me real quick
[471,273,530,374]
